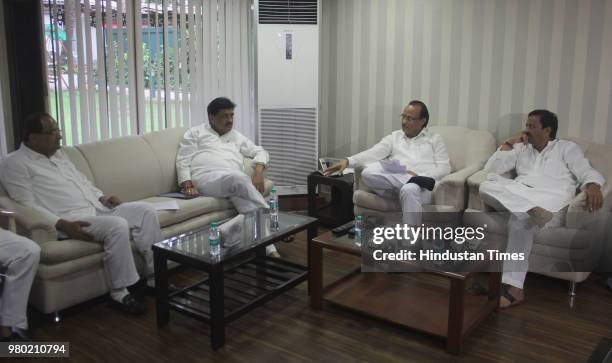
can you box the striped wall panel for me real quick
[319,0,612,157]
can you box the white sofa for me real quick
[464,137,612,291]
[0,127,272,314]
[352,125,496,221]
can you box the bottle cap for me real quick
[271,186,277,192]
[356,215,363,221]
[211,222,218,228]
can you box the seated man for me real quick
[324,100,451,225]
[0,112,161,315]
[176,97,278,255]
[0,228,40,341]
[479,109,605,308]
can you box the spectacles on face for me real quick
[401,114,420,123]
[40,128,61,135]
[524,122,541,130]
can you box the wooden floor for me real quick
[21,229,612,363]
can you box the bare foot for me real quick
[528,207,553,228]
[500,284,525,309]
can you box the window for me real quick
[44,0,253,146]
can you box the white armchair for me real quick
[465,137,612,293]
[353,125,496,221]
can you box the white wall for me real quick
[320,0,612,157]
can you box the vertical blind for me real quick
[44,0,253,146]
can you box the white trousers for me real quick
[480,179,564,289]
[361,164,432,225]
[193,170,269,213]
[194,170,278,254]
[77,202,162,288]
[0,229,40,330]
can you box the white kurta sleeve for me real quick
[347,134,394,167]
[563,142,606,190]
[484,144,521,175]
[0,159,61,226]
[426,133,451,180]
[176,128,199,185]
[238,132,269,165]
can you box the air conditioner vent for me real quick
[258,0,317,24]
[260,108,317,188]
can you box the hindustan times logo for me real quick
[371,224,487,245]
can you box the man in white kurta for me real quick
[176,97,278,255]
[480,109,605,308]
[0,228,39,340]
[325,101,451,225]
[0,113,159,314]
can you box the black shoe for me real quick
[109,294,147,315]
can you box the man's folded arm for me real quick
[484,144,520,175]
[239,133,269,165]
[176,129,199,185]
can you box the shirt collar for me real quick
[20,143,48,161]
[403,128,429,141]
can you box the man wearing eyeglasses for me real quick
[0,112,162,316]
[479,109,605,309]
[324,100,451,226]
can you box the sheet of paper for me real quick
[380,159,407,174]
[392,174,412,184]
[153,200,180,211]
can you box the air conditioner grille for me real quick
[259,0,317,24]
[260,108,317,187]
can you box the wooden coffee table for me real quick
[309,231,501,354]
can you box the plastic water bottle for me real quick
[269,199,279,231]
[354,215,364,247]
[209,222,220,256]
[269,187,279,230]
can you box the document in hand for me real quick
[380,159,407,174]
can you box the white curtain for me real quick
[44,0,254,146]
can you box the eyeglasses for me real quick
[400,114,420,123]
[38,128,62,135]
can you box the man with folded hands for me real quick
[324,100,451,225]
[0,112,162,315]
[479,109,605,308]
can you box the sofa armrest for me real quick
[566,184,612,230]
[0,197,57,242]
[433,164,481,210]
[467,169,490,210]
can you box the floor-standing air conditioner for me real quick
[256,0,319,195]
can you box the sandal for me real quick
[500,284,524,309]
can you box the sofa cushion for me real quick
[63,147,97,184]
[77,136,163,202]
[141,127,187,193]
[139,196,234,228]
[39,239,104,265]
[429,125,495,172]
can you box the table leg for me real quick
[154,250,169,327]
[307,223,318,295]
[309,242,323,310]
[447,278,466,355]
[209,264,225,350]
[488,272,502,311]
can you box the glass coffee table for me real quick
[152,210,317,349]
